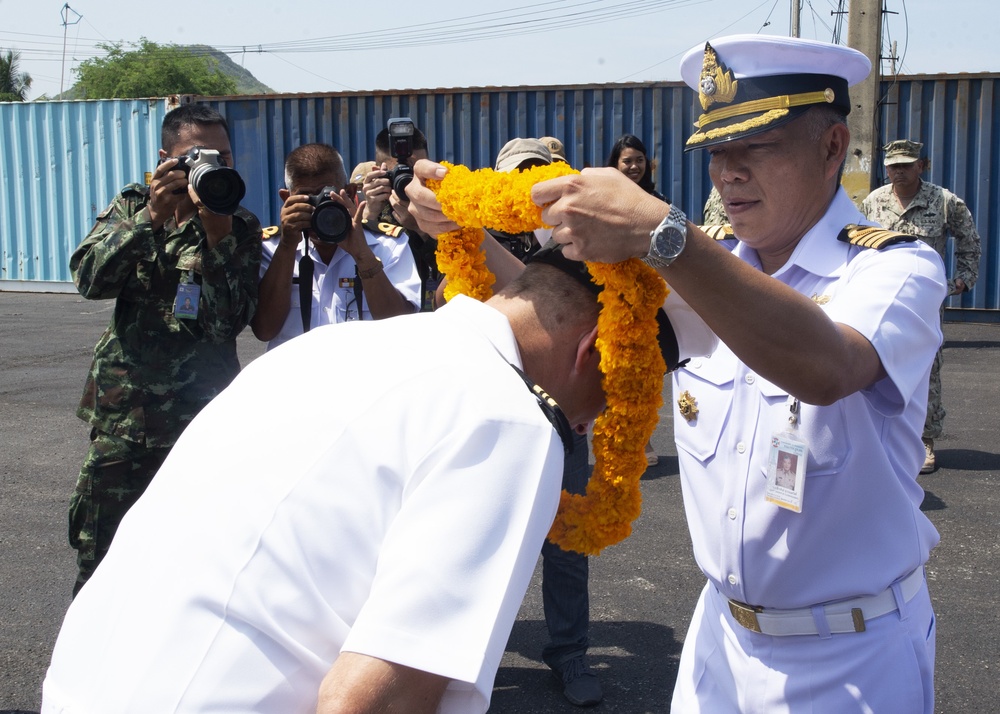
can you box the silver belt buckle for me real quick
[728,599,763,633]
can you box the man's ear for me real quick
[824,122,850,179]
[574,323,601,374]
[278,188,291,202]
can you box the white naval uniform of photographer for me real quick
[259,227,421,351]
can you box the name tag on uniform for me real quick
[174,282,200,320]
[765,397,809,512]
[765,432,808,512]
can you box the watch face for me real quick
[654,224,685,260]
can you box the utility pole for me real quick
[842,0,883,206]
[60,3,82,96]
[790,0,801,38]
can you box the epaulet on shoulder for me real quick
[838,224,917,250]
[698,224,734,240]
[374,221,405,238]
[261,225,280,240]
[121,183,149,198]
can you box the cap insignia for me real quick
[699,42,738,111]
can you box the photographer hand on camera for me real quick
[361,119,429,226]
[278,185,366,257]
[151,142,245,250]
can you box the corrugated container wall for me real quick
[2,76,998,318]
[0,99,168,288]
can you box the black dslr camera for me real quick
[306,188,352,243]
[385,117,415,200]
[166,146,246,215]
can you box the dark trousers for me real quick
[541,431,591,668]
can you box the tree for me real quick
[72,38,237,99]
[0,49,33,102]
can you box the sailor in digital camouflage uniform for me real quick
[862,139,982,473]
[68,103,262,596]
[531,34,946,713]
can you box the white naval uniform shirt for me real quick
[259,226,421,350]
[42,296,564,714]
[673,189,947,609]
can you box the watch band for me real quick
[642,205,688,269]
[357,257,384,280]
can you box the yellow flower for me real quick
[430,162,668,555]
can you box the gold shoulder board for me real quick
[699,224,734,241]
[838,224,916,250]
[261,225,280,240]
[376,221,405,238]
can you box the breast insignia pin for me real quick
[677,390,699,422]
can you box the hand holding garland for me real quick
[421,160,668,555]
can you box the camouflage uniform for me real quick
[69,183,262,593]
[702,186,729,225]
[862,181,981,439]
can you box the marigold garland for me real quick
[430,162,668,555]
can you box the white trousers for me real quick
[671,578,936,713]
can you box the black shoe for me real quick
[552,655,603,707]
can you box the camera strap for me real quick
[353,265,364,319]
[508,364,574,455]
[298,251,314,333]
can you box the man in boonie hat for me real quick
[524,34,947,713]
[862,138,982,476]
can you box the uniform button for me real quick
[744,374,756,384]
[728,573,738,585]
[691,359,703,369]
[736,442,746,454]
[728,507,737,520]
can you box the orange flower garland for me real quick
[430,162,667,555]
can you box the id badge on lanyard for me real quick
[765,396,810,512]
[174,269,200,320]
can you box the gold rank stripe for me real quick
[837,224,916,250]
[261,225,280,239]
[698,224,734,241]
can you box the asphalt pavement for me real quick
[1,291,997,713]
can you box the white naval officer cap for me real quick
[679,34,871,150]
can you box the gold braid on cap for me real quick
[698,42,738,110]
[687,89,836,146]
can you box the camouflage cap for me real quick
[883,139,923,166]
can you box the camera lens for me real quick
[389,164,414,200]
[190,164,246,215]
[311,201,352,243]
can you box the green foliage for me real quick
[0,49,33,102]
[73,38,238,99]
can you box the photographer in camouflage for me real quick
[67,103,262,596]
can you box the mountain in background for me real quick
[196,45,274,95]
[54,44,274,100]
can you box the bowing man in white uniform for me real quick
[251,143,420,351]
[527,35,946,714]
[43,243,618,714]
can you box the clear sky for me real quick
[3,0,997,101]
